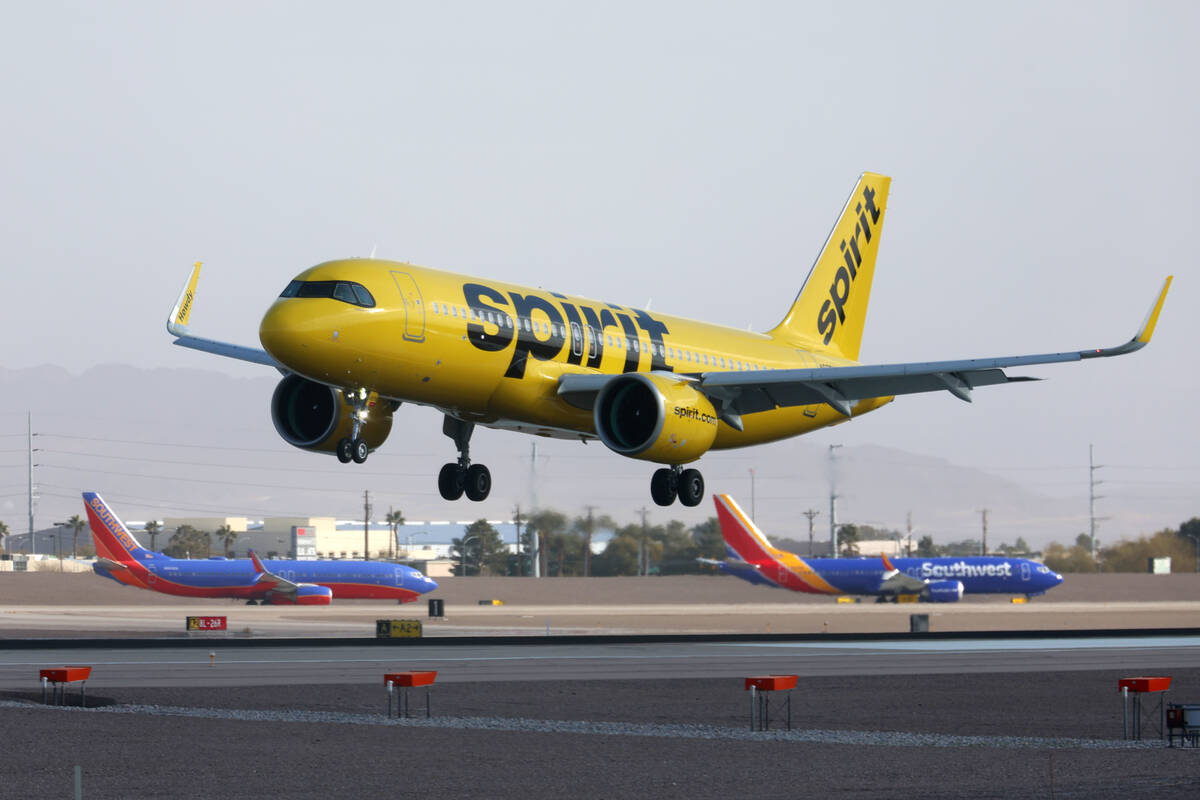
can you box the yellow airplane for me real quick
[167,173,1171,507]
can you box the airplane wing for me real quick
[877,554,927,594]
[247,549,301,594]
[559,277,1171,421]
[167,262,281,368]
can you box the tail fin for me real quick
[713,493,781,562]
[83,492,150,563]
[768,172,891,359]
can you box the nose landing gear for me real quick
[336,388,374,464]
[438,416,491,501]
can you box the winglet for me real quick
[1134,275,1172,346]
[1083,276,1172,359]
[248,549,266,574]
[167,261,203,336]
[881,553,896,572]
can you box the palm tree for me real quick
[0,520,9,555]
[67,514,85,558]
[385,508,405,559]
[144,520,162,552]
[216,524,238,558]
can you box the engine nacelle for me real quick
[270,375,392,454]
[924,580,964,603]
[594,373,718,464]
[265,584,333,605]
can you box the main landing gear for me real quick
[336,388,373,465]
[650,465,704,507]
[437,416,491,502]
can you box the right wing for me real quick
[558,277,1171,422]
[167,262,280,368]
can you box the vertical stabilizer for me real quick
[768,173,891,360]
[83,492,150,563]
[713,493,780,561]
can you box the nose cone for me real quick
[423,576,439,593]
[260,298,338,375]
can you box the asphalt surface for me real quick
[3,572,1200,798]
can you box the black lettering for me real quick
[580,306,617,369]
[839,241,857,279]
[862,184,881,224]
[463,283,513,353]
[551,293,585,366]
[615,312,640,373]
[829,267,851,323]
[503,292,565,379]
[633,309,672,372]
[818,299,837,345]
[848,229,863,268]
[856,202,872,243]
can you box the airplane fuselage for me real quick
[94,552,432,601]
[258,260,891,449]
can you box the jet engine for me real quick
[270,375,392,454]
[924,580,964,603]
[264,584,333,605]
[593,373,719,463]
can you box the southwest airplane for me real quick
[709,494,1064,601]
[84,492,437,604]
[166,172,1171,507]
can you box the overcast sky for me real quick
[2,2,1196,526]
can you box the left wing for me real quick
[248,549,300,594]
[877,553,926,595]
[559,277,1171,420]
[167,262,280,368]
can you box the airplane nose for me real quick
[260,299,337,371]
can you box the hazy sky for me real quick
[2,2,1196,527]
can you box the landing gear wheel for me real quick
[650,468,677,506]
[677,468,705,507]
[350,438,369,464]
[336,438,353,464]
[245,599,259,605]
[464,464,492,502]
[438,463,464,501]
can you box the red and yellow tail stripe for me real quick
[713,494,841,594]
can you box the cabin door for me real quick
[391,271,427,343]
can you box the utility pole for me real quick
[529,441,538,515]
[906,511,914,557]
[1089,443,1104,568]
[27,412,34,555]
[582,505,596,577]
[802,509,820,556]
[749,468,756,519]
[638,507,649,576]
[829,444,842,557]
[979,509,989,556]
[512,504,523,577]
[362,490,372,560]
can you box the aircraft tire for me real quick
[650,468,677,506]
[438,463,465,501]
[351,438,369,464]
[246,599,258,605]
[677,468,704,507]
[336,438,353,463]
[464,464,491,502]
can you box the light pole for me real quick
[459,534,480,576]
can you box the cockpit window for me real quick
[279,280,375,308]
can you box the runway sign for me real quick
[376,619,422,638]
[186,616,228,632]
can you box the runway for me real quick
[4,633,1199,688]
